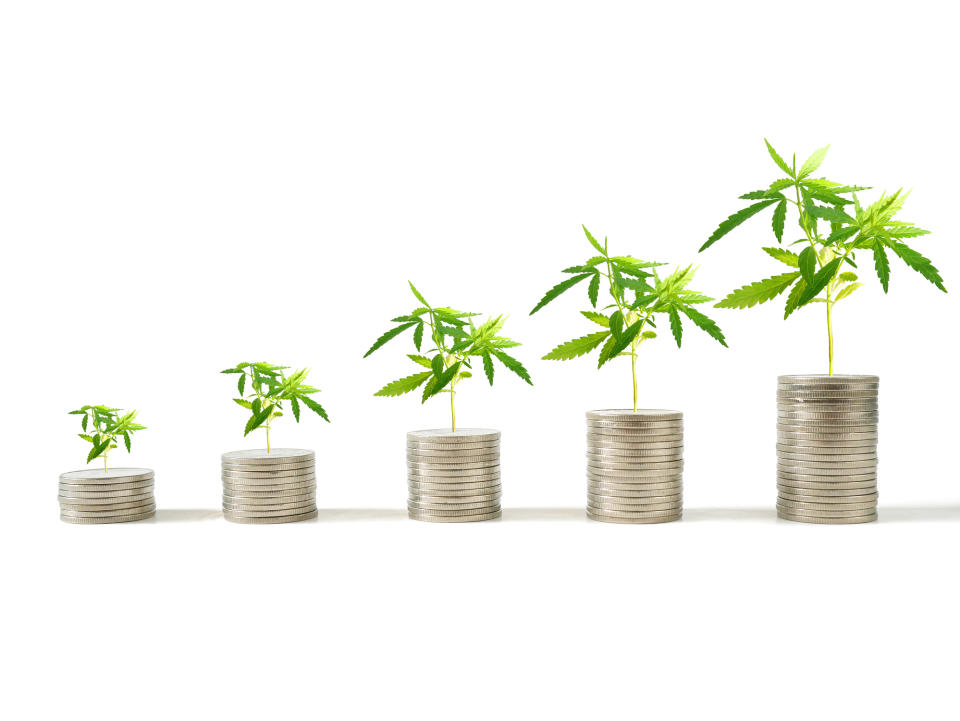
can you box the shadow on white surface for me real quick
[317,508,408,522]
[876,505,960,522]
[502,508,586,521]
[152,509,222,522]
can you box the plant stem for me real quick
[266,425,271,453]
[450,386,456,432]
[631,352,637,413]
[826,297,835,376]
[103,452,108,472]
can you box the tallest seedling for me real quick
[700,140,946,374]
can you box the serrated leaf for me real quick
[482,352,494,385]
[798,247,817,284]
[609,310,624,338]
[784,278,806,318]
[413,322,424,351]
[587,273,600,307]
[598,320,644,367]
[299,395,329,421]
[837,272,858,283]
[764,139,794,177]
[233,398,253,409]
[363,322,417,357]
[407,354,433,369]
[677,305,727,347]
[668,307,682,347]
[408,281,429,307]
[810,205,854,224]
[762,246,799,268]
[291,396,300,422]
[798,145,830,178]
[873,243,890,293]
[715,272,801,309]
[81,414,88,431]
[582,225,606,255]
[580,310,609,327]
[542,331,610,361]
[772,199,787,242]
[431,355,445,378]
[491,350,533,385]
[123,432,131,452]
[530,273,592,315]
[374,371,433,397]
[700,199,778,251]
[834,283,863,302]
[425,362,461,399]
[887,241,946,291]
[798,257,843,305]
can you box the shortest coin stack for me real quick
[407,429,501,522]
[59,468,156,524]
[586,410,684,524]
[777,375,879,525]
[221,449,317,524]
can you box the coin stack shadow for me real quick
[407,429,502,522]
[586,410,684,523]
[58,468,156,524]
[221,448,317,524]
[777,375,879,524]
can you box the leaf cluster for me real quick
[364,282,533,402]
[221,362,329,437]
[531,226,727,364]
[68,405,146,465]
[703,139,945,318]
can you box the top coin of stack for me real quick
[407,429,501,522]
[585,410,684,524]
[776,375,879,525]
[59,468,157,524]
[221,448,317,524]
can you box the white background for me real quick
[2,1,958,718]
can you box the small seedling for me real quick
[221,362,329,452]
[701,139,946,374]
[363,282,533,431]
[530,226,727,411]
[68,405,146,471]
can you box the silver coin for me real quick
[587,470,683,483]
[777,424,879,435]
[588,487,682,499]
[221,473,317,486]
[406,455,500,467]
[777,434,879,446]
[778,460,877,473]
[223,478,317,490]
[57,485,154,498]
[408,483,502,495]
[587,426,684,438]
[776,442,877,454]
[223,500,317,512]
[407,460,500,472]
[586,506,682,519]
[778,451,878,463]
[775,503,878,518]
[777,410,879,422]
[407,428,500,443]
[406,440,500,451]
[407,467,501,479]
[778,472,877,484]
[223,493,315,506]
[586,446,684,458]
[587,510,681,524]
[224,510,318,524]
[221,461,315,474]
[777,499,878,512]
[778,490,878,504]
[59,499,157,512]
[406,503,502,516]
[586,409,683,422]
[586,422,684,432]
[221,464,315,476]
[221,448,314,464]
[61,510,156,524]
[778,401,879,412]
[406,449,500,461]
[588,499,683,513]
[59,493,155,507]
[408,493,501,505]
[777,386,879,394]
[59,468,154,484]
[587,438,684,449]
[58,480,154,493]
[223,486,316,498]
[61,503,157,518]
[777,481,877,493]
[408,477,501,488]
[223,505,318,518]
[777,511,877,524]
[587,460,683,472]
[407,498,502,511]
[408,509,501,523]
[778,374,879,384]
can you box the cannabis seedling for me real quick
[531,226,727,411]
[363,282,533,432]
[220,362,330,452]
[701,140,946,375]
[68,405,146,471]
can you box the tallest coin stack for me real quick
[776,375,879,524]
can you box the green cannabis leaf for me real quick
[68,405,146,471]
[531,226,727,411]
[221,363,330,452]
[701,139,946,375]
[363,282,533,431]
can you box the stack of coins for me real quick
[59,468,156,524]
[221,449,317,524]
[407,429,501,522]
[777,375,879,524]
[586,410,683,523]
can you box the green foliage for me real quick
[68,405,146,470]
[221,362,329,450]
[531,226,727,408]
[702,139,946,372]
[363,282,532,430]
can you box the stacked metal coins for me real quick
[221,448,317,524]
[407,429,501,522]
[777,375,879,524]
[58,468,156,524]
[586,410,684,523]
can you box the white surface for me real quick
[2,1,958,718]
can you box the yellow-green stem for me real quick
[103,452,108,472]
[631,353,638,413]
[450,388,456,432]
[826,298,835,376]
[266,425,271,453]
